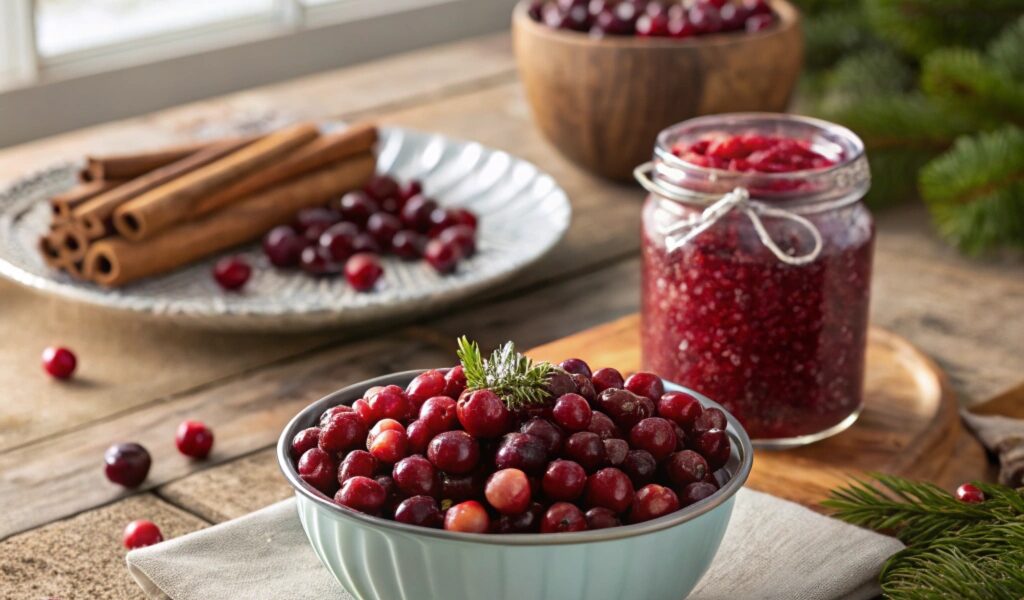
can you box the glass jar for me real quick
[638,113,873,447]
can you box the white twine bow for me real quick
[634,162,823,266]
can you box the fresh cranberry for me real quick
[364,175,400,202]
[407,370,447,407]
[212,256,250,291]
[591,367,625,393]
[550,393,590,432]
[679,481,718,506]
[447,208,478,231]
[427,430,480,474]
[299,246,339,276]
[41,346,76,379]
[426,208,458,237]
[123,520,163,549]
[263,225,305,267]
[495,432,549,474]
[587,411,621,440]
[624,372,664,402]
[563,431,606,472]
[335,475,386,513]
[692,407,728,434]
[337,191,380,227]
[362,213,401,248]
[376,474,401,514]
[344,253,383,291]
[175,420,214,459]
[294,207,341,235]
[406,420,434,454]
[368,429,408,464]
[956,483,985,504]
[745,13,774,32]
[298,448,338,494]
[743,0,771,15]
[665,450,709,487]
[457,389,509,437]
[693,428,731,470]
[585,468,635,513]
[585,507,621,529]
[291,427,321,459]
[394,495,442,528]
[569,374,595,403]
[391,230,426,259]
[657,392,703,430]
[367,385,410,421]
[397,180,423,203]
[440,472,483,502]
[104,443,151,488]
[443,365,467,399]
[542,459,587,501]
[719,3,748,31]
[541,502,588,533]
[495,501,544,533]
[667,5,697,37]
[338,450,378,484]
[318,222,359,262]
[689,4,722,33]
[393,455,440,497]
[320,406,354,428]
[351,233,381,254]
[444,500,490,533]
[520,418,564,455]
[629,418,677,461]
[319,413,367,454]
[424,238,460,274]
[485,468,532,515]
[419,396,457,432]
[546,370,578,398]
[621,449,657,487]
[603,438,629,466]
[351,398,378,425]
[596,388,650,431]
[631,484,680,522]
[636,12,669,36]
[558,358,592,379]
[400,195,438,232]
[367,418,406,446]
[437,225,476,257]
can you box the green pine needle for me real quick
[863,0,1017,57]
[456,336,554,410]
[988,16,1024,79]
[922,48,1024,127]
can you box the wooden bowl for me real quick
[512,1,804,181]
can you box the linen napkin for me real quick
[127,488,903,600]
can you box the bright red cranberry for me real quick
[338,450,378,484]
[631,484,680,522]
[585,507,621,529]
[367,385,410,421]
[495,432,549,474]
[368,429,408,464]
[520,418,564,455]
[175,420,214,459]
[400,195,438,232]
[352,398,378,425]
[299,246,339,276]
[563,431,606,472]
[263,225,305,267]
[427,430,480,474]
[41,346,76,379]
[666,450,709,487]
[542,459,587,501]
[693,428,731,470]
[443,365,467,399]
[424,238,460,274]
[585,468,635,513]
[485,468,532,515]
[745,12,774,32]
[448,208,478,231]
[591,367,625,393]
[495,501,544,533]
[393,455,440,497]
[624,372,664,402]
[679,481,718,506]
[394,495,442,528]
[419,396,458,432]
[587,411,621,440]
[552,393,593,432]
[657,392,704,430]
[291,427,321,459]
[318,222,359,262]
[368,418,405,446]
[596,388,650,431]
[319,412,368,454]
[438,225,476,257]
[344,253,383,291]
[104,443,151,488]
[444,500,490,533]
[541,502,588,533]
[621,449,657,487]
[123,520,163,549]
[391,230,426,260]
[559,358,592,378]
[335,475,386,514]
[298,447,338,494]
[364,174,400,202]
[319,405,354,428]
[956,483,985,504]
[407,370,447,407]
[629,418,677,461]
[337,191,380,227]
[406,420,434,454]
[603,438,629,466]
[212,256,250,291]
[457,389,510,437]
[294,207,341,235]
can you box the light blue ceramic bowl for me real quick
[278,370,753,600]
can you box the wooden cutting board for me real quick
[527,314,994,510]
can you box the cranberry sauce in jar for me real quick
[639,114,873,446]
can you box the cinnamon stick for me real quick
[84,153,375,287]
[190,123,378,219]
[39,236,64,270]
[74,137,256,240]
[79,140,214,182]
[47,224,90,263]
[50,180,123,222]
[113,123,320,241]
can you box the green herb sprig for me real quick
[456,336,554,410]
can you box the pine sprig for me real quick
[922,48,1024,127]
[456,336,554,410]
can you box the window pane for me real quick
[35,0,275,57]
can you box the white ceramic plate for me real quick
[0,126,571,330]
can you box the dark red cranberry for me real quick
[407,370,447,407]
[587,411,621,440]
[495,432,549,474]
[585,467,635,513]
[440,472,483,502]
[320,406,354,428]
[495,501,544,533]
[393,455,440,497]
[294,207,341,235]
[668,10,698,37]
[444,500,490,533]
[318,222,359,262]
[956,483,985,504]
[338,450,378,484]
[692,407,728,433]
[212,256,251,291]
[104,443,151,488]
[344,253,383,291]
[41,346,76,379]
[175,420,214,459]
[745,12,774,32]
[123,520,163,549]
[485,468,532,515]
[338,191,380,227]
[520,418,564,455]
[352,398,378,425]
[694,428,731,470]
[636,12,669,36]
[351,233,382,255]
[457,389,509,437]
[719,3,748,31]
[557,359,592,380]
[391,230,426,259]
[419,396,458,432]
[447,208,478,231]
[444,365,467,399]
[542,459,587,501]
[427,430,480,474]
[629,417,677,461]
[552,393,592,432]
[591,367,625,393]
[546,369,577,398]
[743,0,772,15]
[368,429,408,464]
[298,447,338,494]
[263,225,305,267]
[427,208,458,237]
[406,420,433,454]
[424,238,460,274]
[400,195,438,232]
[376,474,402,514]
[631,484,680,522]
[585,507,621,529]
[367,385,410,421]
[666,450,709,487]
[394,495,442,528]
[319,412,368,454]
[624,372,664,402]
[364,174,400,202]
[563,431,606,472]
[596,388,650,431]
[689,4,722,32]
[438,225,476,257]
[603,438,629,466]
[299,246,339,276]
[657,392,703,430]
[679,481,718,506]
[621,449,657,487]
[398,180,423,203]
[335,475,386,513]
[571,373,596,402]
[541,502,588,533]
[291,427,321,459]
[361,213,399,248]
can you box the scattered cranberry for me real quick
[457,389,510,437]
[123,520,163,550]
[427,430,480,474]
[299,246,338,276]
[631,484,680,522]
[344,253,383,291]
[42,346,76,379]
[485,468,532,515]
[364,175,400,202]
[319,222,359,263]
[591,367,625,393]
[338,191,380,227]
[400,195,438,231]
[398,180,423,203]
[393,455,440,497]
[104,443,151,488]
[336,475,386,514]
[263,225,306,267]
[212,256,251,290]
[955,483,985,504]
[391,230,426,260]
[444,500,490,533]
[298,447,338,494]
[338,450,378,484]
[175,420,214,459]
[541,502,588,533]
[542,459,587,501]
[291,427,321,459]
[294,207,341,235]
[424,238,460,274]
[394,495,442,528]
[552,393,593,432]
[438,225,476,257]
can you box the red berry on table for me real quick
[290,427,321,459]
[424,238,460,274]
[631,484,680,523]
[319,412,368,454]
[456,389,510,438]
[390,230,426,260]
[955,483,985,504]
[438,224,477,257]
[263,225,305,267]
[212,256,251,291]
[299,245,338,276]
[175,420,214,459]
[542,459,587,501]
[447,208,478,231]
[394,495,442,528]
[657,391,703,429]
[419,396,458,433]
[400,195,438,232]
[367,212,402,248]
[368,429,408,464]
[427,208,459,237]
[444,500,490,533]
[585,506,621,530]
[427,430,480,475]
[398,180,423,203]
[364,174,400,202]
[406,369,447,407]
[318,221,359,263]
[338,191,380,227]
[123,520,163,550]
[41,346,76,379]
[541,502,588,533]
[624,372,664,402]
[629,417,677,461]
[338,450,378,484]
[393,455,440,498]
[335,475,387,514]
[104,442,151,488]
[485,468,532,515]
[344,253,383,291]
[297,448,338,495]
[585,467,635,513]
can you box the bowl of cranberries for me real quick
[278,339,752,600]
[512,0,803,180]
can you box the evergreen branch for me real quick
[798,4,880,71]
[987,16,1024,79]
[456,336,553,410]
[922,48,1024,127]
[863,0,1018,57]
[817,48,915,113]
[820,93,976,152]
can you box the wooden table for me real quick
[1,33,1022,600]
